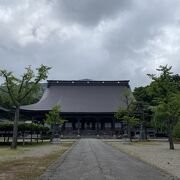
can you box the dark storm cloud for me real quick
[0,0,180,88]
[53,0,133,26]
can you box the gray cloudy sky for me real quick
[0,0,180,88]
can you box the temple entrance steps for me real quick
[61,130,116,138]
[80,130,97,136]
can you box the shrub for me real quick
[0,122,49,133]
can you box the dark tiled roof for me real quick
[21,80,132,113]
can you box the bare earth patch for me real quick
[104,140,180,179]
[0,139,76,180]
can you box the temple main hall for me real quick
[21,79,132,137]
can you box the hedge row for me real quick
[0,123,49,132]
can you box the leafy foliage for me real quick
[147,65,179,102]
[133,65,180,144]
[0,65,51,107]
[123,115,139,127]
[0,122,49,132]
[153,94,180,126]
[133,87,147,102]
[133,86,154,105]
[45,105,66,126]
[45,105,66,140]
[0,65,51,149]
[115,88,139,140]
[173,121,180,138]
[147,65,180,149]
[115,104,139,127]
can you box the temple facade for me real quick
[21,80,133,137]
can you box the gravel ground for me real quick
[39,139,172,180]
[105,140,180,179]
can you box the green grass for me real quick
[0,142,50,156]
[0,146,30,157]
[0,141,76,180]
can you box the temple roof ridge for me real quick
[78,78,93,81]
[47,79,130,87]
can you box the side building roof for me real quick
[21,80,132,113]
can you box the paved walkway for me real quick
[39,139,171,180]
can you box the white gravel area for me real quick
[105,140,180,179]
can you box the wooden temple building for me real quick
[21,80,132,137]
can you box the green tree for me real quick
[45,105,66,140]
[173,120,180,138]
[0,83,44,109]
[153,94,180,146]
[148,65,180,149]
[0,65,51,149]
[115,88,138,141]
[133,101,153,140]
[134,86,153,105]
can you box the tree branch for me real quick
[19,65,51,103]
[0,87,8,94]
[18,66,35,97]
[1,71,18,106]
[18,75,26,96]
[19,75,42,102]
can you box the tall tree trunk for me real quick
[144,124,148,140]
[142,110,148,140]
[51,124,55,141]
[11,107,19,149]
[128,123,132,142]
[167,120,174,150]
[50,125,53,142]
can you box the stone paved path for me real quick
[39,139,171,180]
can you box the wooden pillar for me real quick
[72,121,76,130]
[96,118,99,136]
[77,118,80,136]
